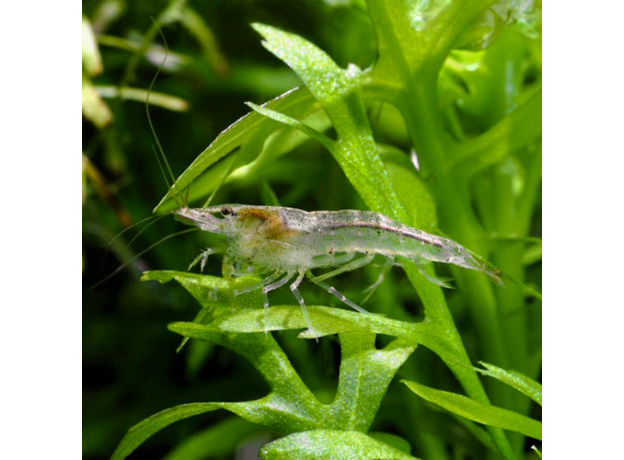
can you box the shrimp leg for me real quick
[306,272,369,314]
[251,271,296,337]
[361,258,394,304]
[410,257,453,289]
[289,270,318,340]
[188,247,221,272]
[261,271,295,308]
[234,271,283,297]
[314,253,375,282]
[234,271,294,337]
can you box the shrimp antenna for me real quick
[108,213,167,247]
[146,17,185,210]
[98,22,187,288]
[91,227,199,290]
[125,213,170,249]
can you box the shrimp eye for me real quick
[220,206,234,217]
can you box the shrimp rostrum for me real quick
[175,205,501,336]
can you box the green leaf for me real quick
[220,393,325,436]
[170,320,416,433]
[329,332,415,431]
[245,102,335,151]
[475,361,542,406]
[111,403,221,460]
[216,305,426,342]
[252,23,355,104]
[259,430,419,460]
[154,86,317,212]
[156,268,417,435]
[146,272,324,430]
[227,107,332,185]
[402,380,542,440]
[252,23,402,219]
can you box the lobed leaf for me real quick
[149,269,418,435]
[216,304,430,343]
[169,320,416,433]
[328,332,415,432]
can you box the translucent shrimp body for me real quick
[175,205,501,336]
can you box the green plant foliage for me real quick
[108,270,417,457]
[475,361,542,406]
[83,0,541,458]
[153,86,318,211]
[402,380,541,440]
[111,403,223,460]
[260,430,418,459]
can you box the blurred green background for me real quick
[82,1,541,458]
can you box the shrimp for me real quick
[175,205,502,338]
[124,36,499,336]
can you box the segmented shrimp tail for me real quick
[459,247,504,286]
[485,268,504,286]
